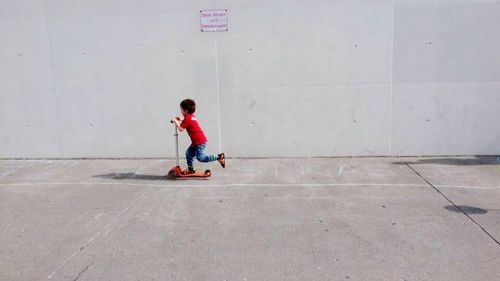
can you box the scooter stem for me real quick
[174,125,179,167]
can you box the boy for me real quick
[171,99,225,175]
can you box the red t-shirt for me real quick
[180,114,207,145]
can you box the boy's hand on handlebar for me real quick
[170,117,182,123]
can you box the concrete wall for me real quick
[1,0,499,158]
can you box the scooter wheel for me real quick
[167,170,177,178]
[205,170,211,176]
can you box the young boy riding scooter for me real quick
[171,99,225,175]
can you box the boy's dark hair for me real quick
[180,99,196,114]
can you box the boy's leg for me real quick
[185,145,196,171]
[194,143,218,163]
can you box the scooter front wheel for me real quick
[167,170,177,178]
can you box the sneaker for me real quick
[218,153,225,168]
[181,167,195,175]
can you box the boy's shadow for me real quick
[93,173,172,181]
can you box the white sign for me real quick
[200,9,228,32]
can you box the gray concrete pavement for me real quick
[1,157,499,281]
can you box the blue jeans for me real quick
[185,142,217,168]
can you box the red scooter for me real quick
[167,121,211,179]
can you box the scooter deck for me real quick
[167,166,211,179]
[177,171,211,178]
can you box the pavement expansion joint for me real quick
[404,162,500,247]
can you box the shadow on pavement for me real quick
[93,173,171,181]
[393,156,500,166]
[445,205,488,215]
